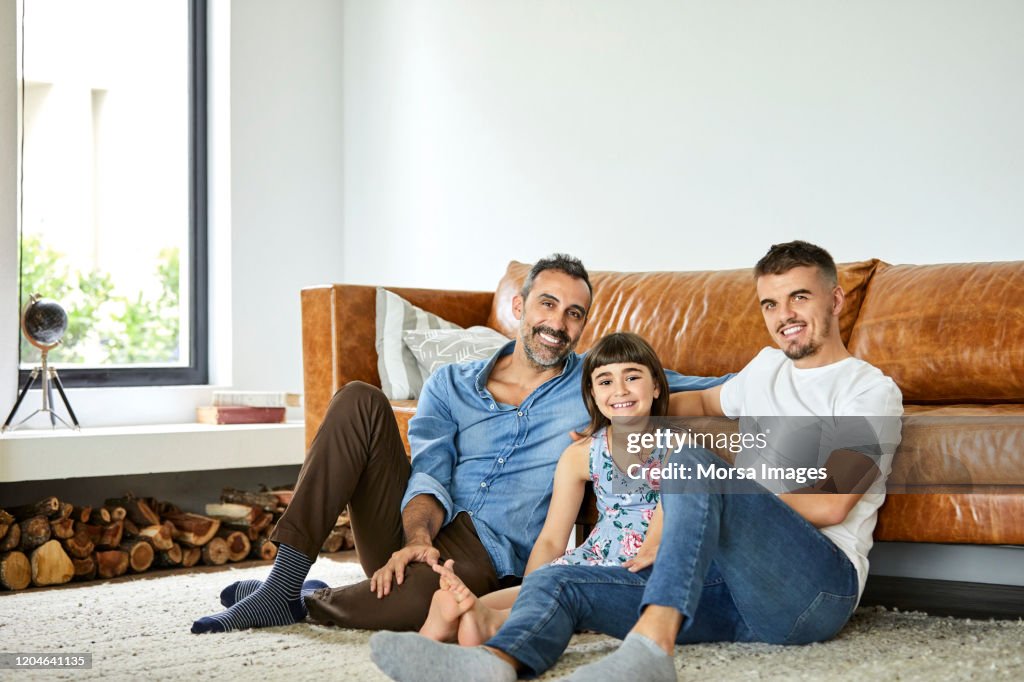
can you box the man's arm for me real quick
[368,494,447,598]
[663,369,733,393]
[668,383,726,417]
[399,368,460,523]
[783,399,902,528]
[667,348,772,418]
[401,494,445,547]
[778,448,881,528]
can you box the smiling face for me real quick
[512,270,591,370]
[589,362,660,423]
[756,265,845,367]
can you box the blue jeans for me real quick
[486,447,860,677]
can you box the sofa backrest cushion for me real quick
[487,259,881,377]
[848,261,1024,403]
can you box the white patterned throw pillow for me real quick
[403,326,511,387]
[375,288,461,399]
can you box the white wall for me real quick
[228,0,345,391]
[341,0,1024,291]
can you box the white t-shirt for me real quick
[719,347,903,598]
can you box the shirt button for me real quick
[498,458,505,464]
[468,511,474,516]
[490,404,495,410]
[480,481,487,487]
[517,411,523,417]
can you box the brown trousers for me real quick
[269,381,503,630]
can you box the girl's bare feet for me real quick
[418,560,475,642]
[420,559,514,646]
[456,601,509,647]
[419,589,465,642]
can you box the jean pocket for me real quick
[784,591,857,645]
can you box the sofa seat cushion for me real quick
[486,260,882,378]
[875,486,1024,544]
[849,261,1024,404]
[891,404,1024,486]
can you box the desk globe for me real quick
[2,294,80,431]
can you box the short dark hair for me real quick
[521,253,593,304]
[580,332,669,437]
[754,240,838,286]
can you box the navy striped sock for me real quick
[191,543,313,634]
[220,578,329,607]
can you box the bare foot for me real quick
[457,602,509,646]
[419,589,464,642]
[418,560,476,642]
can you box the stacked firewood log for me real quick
[0,487,354,591]
[214,487,353,556]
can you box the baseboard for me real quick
[862,575,1024,619]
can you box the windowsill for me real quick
[0,421,305,482]
[0,384,305,429]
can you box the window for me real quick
[16,0,207,387]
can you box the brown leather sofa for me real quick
[300,259,1024,547]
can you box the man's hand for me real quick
[623,534,659,573]
[369,543,441,598]
[373,493,446,597]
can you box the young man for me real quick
[370,241,904,682]
[191,254,724,634]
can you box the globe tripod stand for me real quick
[1,348,80,432]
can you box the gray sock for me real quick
[370,631,516,682]
[566,632,677,682]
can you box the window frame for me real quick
[17,0,209,388]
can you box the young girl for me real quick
[419,332,672,646]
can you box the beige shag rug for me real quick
[3,556,1023,680]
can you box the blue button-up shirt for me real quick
[400,340,729,578]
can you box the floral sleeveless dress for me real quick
[552,426,663,567]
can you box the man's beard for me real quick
[781,316,831,361]
[520,321,575,369]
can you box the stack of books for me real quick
[196,391,302,425]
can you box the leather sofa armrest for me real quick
[300,284,495,450]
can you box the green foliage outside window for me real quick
[19,234,181,365]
